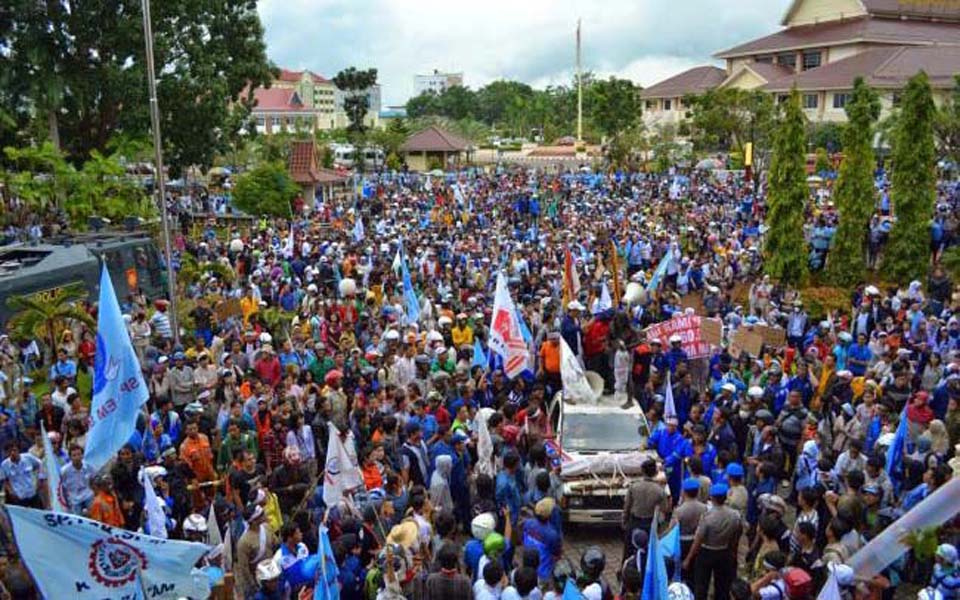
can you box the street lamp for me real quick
[141,0,179,344]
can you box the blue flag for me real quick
[659,524,681,581]
[516,308,533,345]
[641,511,669,600]
[886,408,908,495]
[315,525,341,600]
[84,264,149,470]
[6,505,209,599]
[646,247,674,293]
[472,337,488,370]
[400,247,420,324]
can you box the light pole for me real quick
[141,0,179,343]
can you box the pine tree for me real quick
[764,88,809,287]
[825,78,880,285]
[885,72,937,284]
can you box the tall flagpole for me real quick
[141,0,179,344]
[576,18,583,144]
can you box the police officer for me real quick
[683,482,742,600]
[672,478,707,585]
[621,459,669,564]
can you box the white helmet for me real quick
[667,582,694,600]
[471,512,497,541]
[918,588,943,600]
[747,386,764,398]
[183,513,208,533]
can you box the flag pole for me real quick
[141,0,179,344]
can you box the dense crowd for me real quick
[2,166,960,600]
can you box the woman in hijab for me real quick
[429,454,454,514]
[794,439,820,492]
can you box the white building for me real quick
[414,70,464,96]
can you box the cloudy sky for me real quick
[257,0,794,106]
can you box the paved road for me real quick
[562,524,624,585]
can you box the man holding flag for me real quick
[84,263,149,471]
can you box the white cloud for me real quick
[256,0,792,105]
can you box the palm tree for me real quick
[6,283,95,363]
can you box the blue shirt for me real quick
[49,359,77,381]
[522,518,562,581]
[464,538,485,580]
[496,471,522,525]
[0,453,44,500]
[847,344,872,376]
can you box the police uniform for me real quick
[692,488,742,600]
[674,497,707,583]
[621,477,668,561]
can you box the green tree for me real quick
[6,283,95,362]
[825,78,880,286]
[232,161,300,217]
[406,91,441,119]
[814,147,831,175]
[589,77,642,140]
[332,67,378,133]
[685,88,775,171]
[764,89,809,286]
[3,142,76,211]
[935,75,960,168]
[0,0,275,174]
[885,72,937,283]
[70,150,155,225]
[807,122,844,153]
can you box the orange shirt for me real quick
[362,463,383,491]
[539,341,561,374]
[180,434,216,481]
[89,491,125,528]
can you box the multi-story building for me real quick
[414,70,464,96]
[334,84,382,129]
[642,0,960,128]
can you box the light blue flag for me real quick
[400,249,420,324]
[646,247,674,293]
[40,422,67,513]
[314,525,341,600]
[353,216,365,242]
[333,262,343,294]
[472,337,488,370]
[84,264,149,470]
[6,504,209,599]
[561,578,582,600]
[641,510,669,600]
[516,308,533,345]
[885,407,908,495]
[659,524,681,581]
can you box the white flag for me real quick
[222,518,233,572]
[40,423,67,513]
[392,246,402,274]
[475,407,497,478]
[488,272,529,379]
[560,337,600,403]
[663,370,677,421]
[283,227,295,259]
[207,502,221,547]
[353,217,365,242]
[817,571,841,600]
[593,282,613,314]
[6,505,209,599]
[141,468,168,539]
[323,422,363,508]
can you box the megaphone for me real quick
[624,282,646,305]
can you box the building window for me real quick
[777,53,796,69]
[802,51,822,71]
[833,93,852,109]
[646,100,655,111]
[802,94,819,109]
[270,116,281,127]
[663,99,672,111]
[777,95,789,105]
[755,56,773,64]
[255,116,265,127]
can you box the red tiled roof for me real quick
[400,126,471,153]
[640,66,727,99]
[763,45,960,91]
[251,88,305,112]
[861,0,960,21]
[715,16,960,58]
[277,68,330,84]
[288,141,322,184]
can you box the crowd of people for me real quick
[1,165,960,600]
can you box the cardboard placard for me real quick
[215,298,243,320]
[700,318,723,347]
[732,327,764,357]
[760,325,787,348]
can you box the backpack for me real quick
[784,568,813,599]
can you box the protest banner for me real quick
[732,327,764,357]
[759,325,787,348]
[699,318,723,347]
[645,315,713,359]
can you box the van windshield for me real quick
[561,413,646,452]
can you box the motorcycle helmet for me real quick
[667,582,694,600]
[580,546,606,580]
[471,512,497,541]
[183,513,208,534]
[483,533,506,558]
[552,558,577,590]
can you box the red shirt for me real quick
[255,356,282,387]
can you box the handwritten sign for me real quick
[732,327,764,357]
[645,315,718,359]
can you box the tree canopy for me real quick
[231,161,300,217]
[0,0,275,174]
[684,88,776,171]
[332,67,379,133]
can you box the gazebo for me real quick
[399,126,473,171]
[288,140,349,206]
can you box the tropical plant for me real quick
[885,72,937,283]
[764,89,809,287]
[332,67,379,133]
[6,284,95,360]
[825,78,881,286]
[231,161,300,217]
